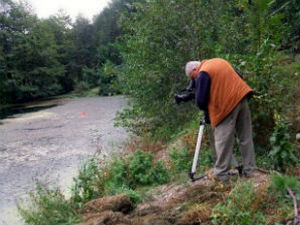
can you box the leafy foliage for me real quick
[169,147,193,173]
[71,158,105,208]
[0,0,132,104]
[98,61,122,96]
[270,174,300,196]
[18,149,170,224]
[17,183,80,225]
[107,150,170,191]
[211,181,267,225]
[269,118,298,172]
[116,0,300,148]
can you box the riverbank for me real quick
[17,121,300,225]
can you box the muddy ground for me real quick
[0,96,129,225]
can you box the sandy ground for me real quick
[0,96,129,225]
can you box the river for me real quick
[0,96,129,225]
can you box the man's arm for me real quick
[235,69,244,79]
[195,72,210,110]
[195,72,211,124]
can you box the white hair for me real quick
[185,61,201,76]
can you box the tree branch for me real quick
[286,185,300,225]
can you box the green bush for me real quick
[169,146,213,174]
[211,181,267,225]
[17,183,80,225]
[116,0,214,140]
[18,151,169,225]
[98,61,122,96]
[108,159,129,189]
[128,150,156,186]
[108,150,170,190]
[73,81,91,93]
[266,174,300,222]
[116,0,299,143]
[270,174,300,196]
[169,147,193,173]
[70,158,105,208]
[269,118,298,172]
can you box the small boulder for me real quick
[75,210,131,225]
[81,194,134,214]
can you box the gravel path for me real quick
[0,96,129,225]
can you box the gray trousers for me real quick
[213,98,256,180]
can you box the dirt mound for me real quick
[76,171,270,225]
[81,194,134,214]
[75,210,131,225]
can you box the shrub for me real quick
[117,0,299,144]
[169,147,193,173]
[71,158,105,208]
[117,0,218,140]
[18,152,169,225]
[211,181,267,225]
[269,118,298,172]
[17,183,80,225]
[128,150,155,186]
[169,146,213,174]
[73,81,91,93]
[270,174,300,196]
[98,61,122,96]
[108,150,170,190]
[108,159,130,189]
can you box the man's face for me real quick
[189,67,198,79]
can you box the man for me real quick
[185,58,256,181]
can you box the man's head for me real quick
[185,61,201,79]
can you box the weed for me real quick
[169,146,213,174]
[107,150,170,190]
[169,147,193,173]
[18,150,170,225]
[104,150,170,203]
[211,181,267,225]
[17,183,80,225]
[108,159,130,189]
[70,158,105,208]
[269,118,298,172]
[269,174,300,196]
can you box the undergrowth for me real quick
[18,149,170,224]
[211,174,299,225]
[17,183,81,225]
[212,181,267,225]
[18,122,299,225]
[70,158,105,209]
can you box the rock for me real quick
[75,210,131,225]
[296,133,300,142]
[81,194,134,214]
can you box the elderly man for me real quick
[185,58,256,181]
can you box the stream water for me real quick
[0,96,129,225]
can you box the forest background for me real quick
[2,0,300,224]
[1,0,299,148]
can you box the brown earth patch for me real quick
[81,194,134,214]
[76,169,272,225]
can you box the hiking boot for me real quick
[207,170,229,182]
[242,169,261,178]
